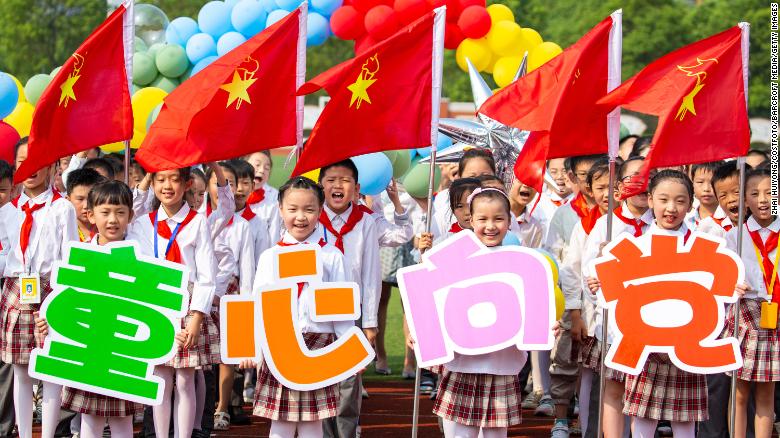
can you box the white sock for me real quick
[443,419,458,437]
[452,422,481,438]
[670,421,695,438]
[80,414,107,438]
[480,427,508,438]
[152,366,174,438]
[296,420,324,438]
[107,416,133,438]
[193,369,205,430]
[173,368,196,438]
[12,365,33,438]
[631,416,658,438]
[41,381,62,438]
[269,419,298,438]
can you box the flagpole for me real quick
[122,0,134,184]
[597,10,621,438]
[729,21,750,438]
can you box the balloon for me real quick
[393,0,428,24]
[8,75,25,103]
[352,0,378,13]
[266,9,290,27]
[156,44,189,78]
[353,153,393,196]
[146,102,163,131]
[231,0,267,38]
[416,146,431,158]
[528,41,562,71]
[330,6,365,40]
[146,43,166,61]
[307,12,331,46]
[437,134,453,150]
[383,150,398,166]
[198,1,234,38]
[364,5,400,41]
[0,73,20,119]
[391,149,411,178]
[275,0,302,12]
[151,75,179,93]
[191,55,219,76]
[502,233,521,246]
[134,4,170,46]
[520,27,543,48]
[132,84,141,95]
[486,21,527,57]
[132,52,158,86]
[131,87,168,149]
[312,0,343,17]
[166,17,199,47]
[402,161,441,198]
[354,34,378,53]
[444,22,465,49]
[443,0,461,23]
[492,56,523,88]
[134,37,148,53]
[24,74,52,107]
[186,33,218,64]
[554,286,564,320]
[4,102,34,137]
[457,6,490,39]
[259,0,279,13]
[217,31,247,56]
[225,0,241,8]
[455,38,491,72]
[458,0,485,8]
[485,4,513,24]
[100,141,126,154]
[0,121,19,164]
[50,66,62,77]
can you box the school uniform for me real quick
[686,205,727,232]
[237,206,271,264]
[511,207,544,248]
[252,228,348,422]
[696,214,734,240]
[536,190,573,228]
[127,203,219,368]
[622,223,708,422]
[432,188,451,239]
[247,184,282,244]
[543,192,591,265]
[0,188,79,364]
[212,214,255,326]
[370,195,414,248]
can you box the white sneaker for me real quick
[551,423,570,438]
[534,396,555,416]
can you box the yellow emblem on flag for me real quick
[675,57,718,122]
[348,54,379,109]
[220,56,259,110]
[59,53,85,108]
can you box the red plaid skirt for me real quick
[61,387,140,417]
[0,276,53,364]
[724,299,780,382]
[253,332,338,421]
[579,336,625,383]
[166,284,220,368]
[623,354,707,421]
[433,371,522,427]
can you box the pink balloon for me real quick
[331,5,366,40]
[364,5,400,40]
[457,5,490,39]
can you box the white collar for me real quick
[746,216,780,233]
[280,227,324,245]
[157,203,191,224]
[325,203,353,222]
[649,221,690,237]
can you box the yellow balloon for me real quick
[9,75,25,103]
[455,38,492,73]
[486,4,514,24]
[520,28,543,49]
[131,87,168,149]
[554,286,565,320]
[487,21,528,58]
[101,141,126,154]
[484,52,498,74]
[4,101,34,136]
[528,41,562,72]
[301,168,320,181]
[492,56,524,88]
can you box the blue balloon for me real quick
[232,0,267,38]
[311,0,343,16]
[165,17,199,47]
[437,135,453,150]
[266,9,290,27]
[416,146,431,158]
[198,1,234,38]
[307,12,330,46]
[224,0,241,8]
[274,0,301,12]
[191,56,219,76]
[502,233,521,246]
[0,73,18,120]
[353,153,393,196]
[217,31,247,56]
[258,0,278,13]
[186,33,218,64]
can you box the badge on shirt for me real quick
[760,301,778,329]
[19,274,41,305]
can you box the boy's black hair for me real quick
[229,159,256,181]
[0,160,13,182]
[477,174,504,188]
[586,158,612,187]
[745,166,771,185]
[458,148,496,176]
[87,180,133,210]
[66,168,107,196]
[84,158,116,180]
[319,159,359,183]
[747,149,769,162]
[204,162,237,185]
[710,161,749,193]
[279,176,325,206]
[448,177,481,214]
[103,153,125,176]
[190,168,206,185]
[629,137,652,158]
[690,161,723,179]
[619,156,644,179]
[565,154,606,175]
[648,169,694,200]
[130,160,147,177]
[13,137,28,161]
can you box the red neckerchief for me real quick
[149,209,198,263]
[78,227,96,243]
[569,192,589,219]
[277,239,326,296]
[319,205,365,253]
[614,204,644,237]
[747,224,780,306]
[240,207,256,221]
[712,215,733,232]
[19,191,62,265]
[247,188,265,205]
[449,222,463,233]
[358,204,373,215]
[581,206,603,235]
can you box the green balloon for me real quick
[151,75,179,93]
[178,65,194,83]
[392,150,412,179]
[402,161,441,198]
[156,45,189,78]
[133,52,157,86]
[383,150,398,166]
[146,103,163,131]
[134,37,148,53]
[24,74,53,106]
[146,43,166,60]
[268,153,294,189]
[50,66,62,77]
[132,84,142,95]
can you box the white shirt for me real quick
[61,154,87,189]
[237,208,271,263]
[204,186,236,242]
[321,203,381,328]
[0,203,14,276]
[4,188,79,277]
[697,214,734,240]
[511,207,544,248]
[372,194,413,247]
[543,196,586,266]
[127,203,216,314]
[432,188,451,238]
[254,229,353,337]
[248,184,282,244]
[686,205,726,231]
[560,222,589,315]
[727,216,780,300]
[214,215,256,297]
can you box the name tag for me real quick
[760,301,778,330]
[19,274,41,305]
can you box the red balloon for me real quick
[0,121,19,166]
[364,5,401,40]
[457,5,490,39]
[352,0,380,13]
[458,0,484,8]
[331,6,366,40]
[427,0,445,8]
[393,0,429,24]
[444,22,465,49]
[444,0,461,22]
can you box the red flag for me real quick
[598,25,749,198]
[135,6,306,171]
[478,14,617,191]
[16,5,133,183]
[292,8,445,176]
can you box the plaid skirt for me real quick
[579,336,625,383]
[61,387,140,417]
[623,354,707,421]
[253,332,338,421]
[0,276,53,364]
[166,284,220,368]
[210,276,239,329]
[723,299,780,382]
[433,371,522,427]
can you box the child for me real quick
[66,168,107,242]
[535,158,574,233]
[318,160,380,438]
[745,149,769,169]
[127,167,218,438]
[37,180,139,438]
[0,160,14,206]
[128,160,146,189]
[700,161,746,238]
[725,167,778,438]
[509,180,544,248]
[445,178,481,236]
[245,176,350,438]
[245,150,281,243]
[433,187,526,438]
[2,137,79,438]
[229,159,271,262]
[186,168,208,213]
[686,162,725,230]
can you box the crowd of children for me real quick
[0,135,775,438]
